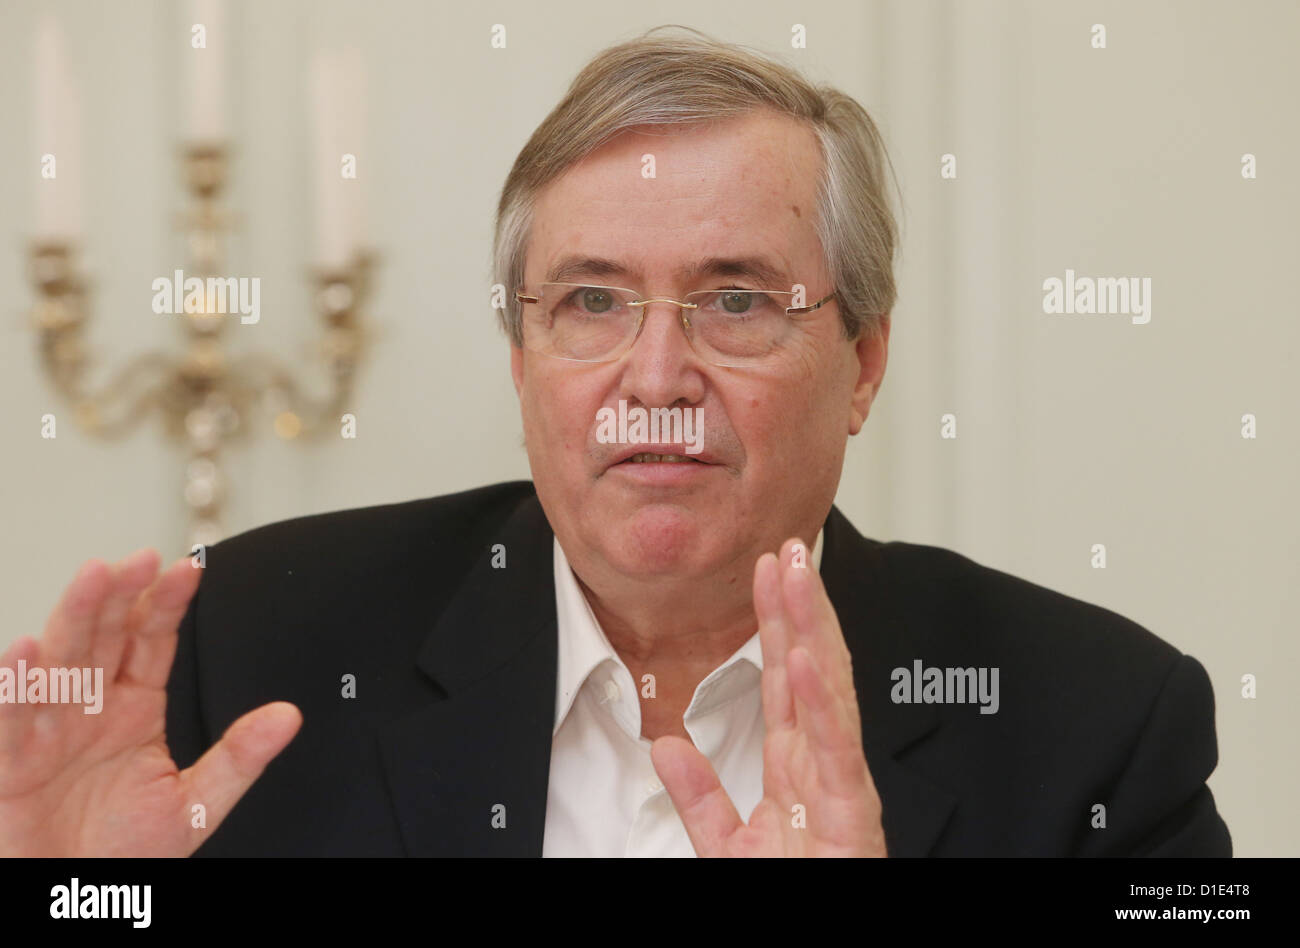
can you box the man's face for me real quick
[511,108,888,583]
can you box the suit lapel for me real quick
[376,494,558,856]
[822,506,957,857]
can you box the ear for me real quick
[510,342,524,398]
[848,315,890,436]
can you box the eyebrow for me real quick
[543,255,792,289]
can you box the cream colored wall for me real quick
[0,0,1294,855]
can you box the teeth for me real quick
[629,453,693,463]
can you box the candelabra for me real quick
[29,144,373,549]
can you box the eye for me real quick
[710,289,779,316]
[577,287,616,314]
[718,290,757,314]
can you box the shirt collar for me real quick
[551,530,824,736]
[551,537,621,736]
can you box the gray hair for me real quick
[492,25,899,344]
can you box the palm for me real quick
[0,551,300,857]
[5,677,198,857]
[652,539,887,858]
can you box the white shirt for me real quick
[542,532,824,857]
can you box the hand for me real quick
[651,538,887,857]
[0,549,301,856]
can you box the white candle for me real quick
[33,15,81,240]
[311,48,348,268]
[186,0,226,141]
[339,46,368,254]
[62,80,83,238]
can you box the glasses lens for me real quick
[686,290,793,364]
[528,284,637,361]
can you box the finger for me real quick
[787,646,872,799]
[781,547,856,702]
[88,549,161,674]
[0,636,42,756]
[753,552,795,731]
[116,557,203,688]
[651,735,743,857]
[41,559,114,667]
[778,536,810,571]
[101,554,188,680]
[178,702,302,852]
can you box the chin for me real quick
[605,502,720,577]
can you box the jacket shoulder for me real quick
[870,540,1226,855]
[178,480,538,725]
[869,540,1206,782]
[876,539,1183,675]
[201,479,537,572]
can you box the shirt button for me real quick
[602,680,620,703]
[647,778,663,794]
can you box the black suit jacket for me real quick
[166,481,1231,856]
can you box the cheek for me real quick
[734,385,814,467]
[518,371,559,460]
[524,369,600,458]
[739,363,843,467]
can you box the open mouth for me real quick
[620,453,704,464]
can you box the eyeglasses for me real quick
[514,282,837,368]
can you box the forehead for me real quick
[526,109,827,288]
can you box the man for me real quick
[0,28,1229,857]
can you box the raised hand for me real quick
[0,549,301,857]
[651,538,887,857]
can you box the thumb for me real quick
[179,701,302,851]
[651,735,742,857]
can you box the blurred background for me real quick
[1,0,1295,854]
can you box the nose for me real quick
[618,300,707,408]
